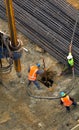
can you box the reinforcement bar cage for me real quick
[0,0,79,74]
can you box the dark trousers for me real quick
[61,63,73,75]
[66,101,77,112]
[27,80,40,89]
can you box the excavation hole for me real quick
[39,68,57,88]
[41,76,54,88]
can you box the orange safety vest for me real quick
[61,95,73,106]
[28,66,38,81]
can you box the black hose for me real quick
[26,77,76,100]
[27,87,61,100]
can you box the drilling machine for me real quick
[0,0,22,77]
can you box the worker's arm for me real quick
[60,100,63,105]
[70,97,74,102]
[36,69,44,75]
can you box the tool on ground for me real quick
[23,47,28,52]
[42,57,47,81]
[42,57,45,69]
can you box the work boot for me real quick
[66,109,70,113]
[66,107,70,113]
[38,87,43,90]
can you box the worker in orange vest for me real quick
[27,63,44,89]
[60,91,77,112]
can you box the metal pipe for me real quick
[4,0,21,76]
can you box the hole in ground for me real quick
[41,76,54,88]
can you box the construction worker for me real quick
[27,63,44,90]
[67,43,74,71]
[60,43,74,75]
[60,91,77,112]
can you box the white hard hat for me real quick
[67,55,73,60]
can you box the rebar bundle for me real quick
[0,0,79,74]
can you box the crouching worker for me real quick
[60,91,77,112]
[27,63,44,90]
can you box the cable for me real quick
[71,12,79,44]
[70,12,79,78]
[26,78,76,100]
[27,87,61,100]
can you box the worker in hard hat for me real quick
[60,91,77,112]
[60,43,74,75]
[27,63,44,89]
[67,43,74,69]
